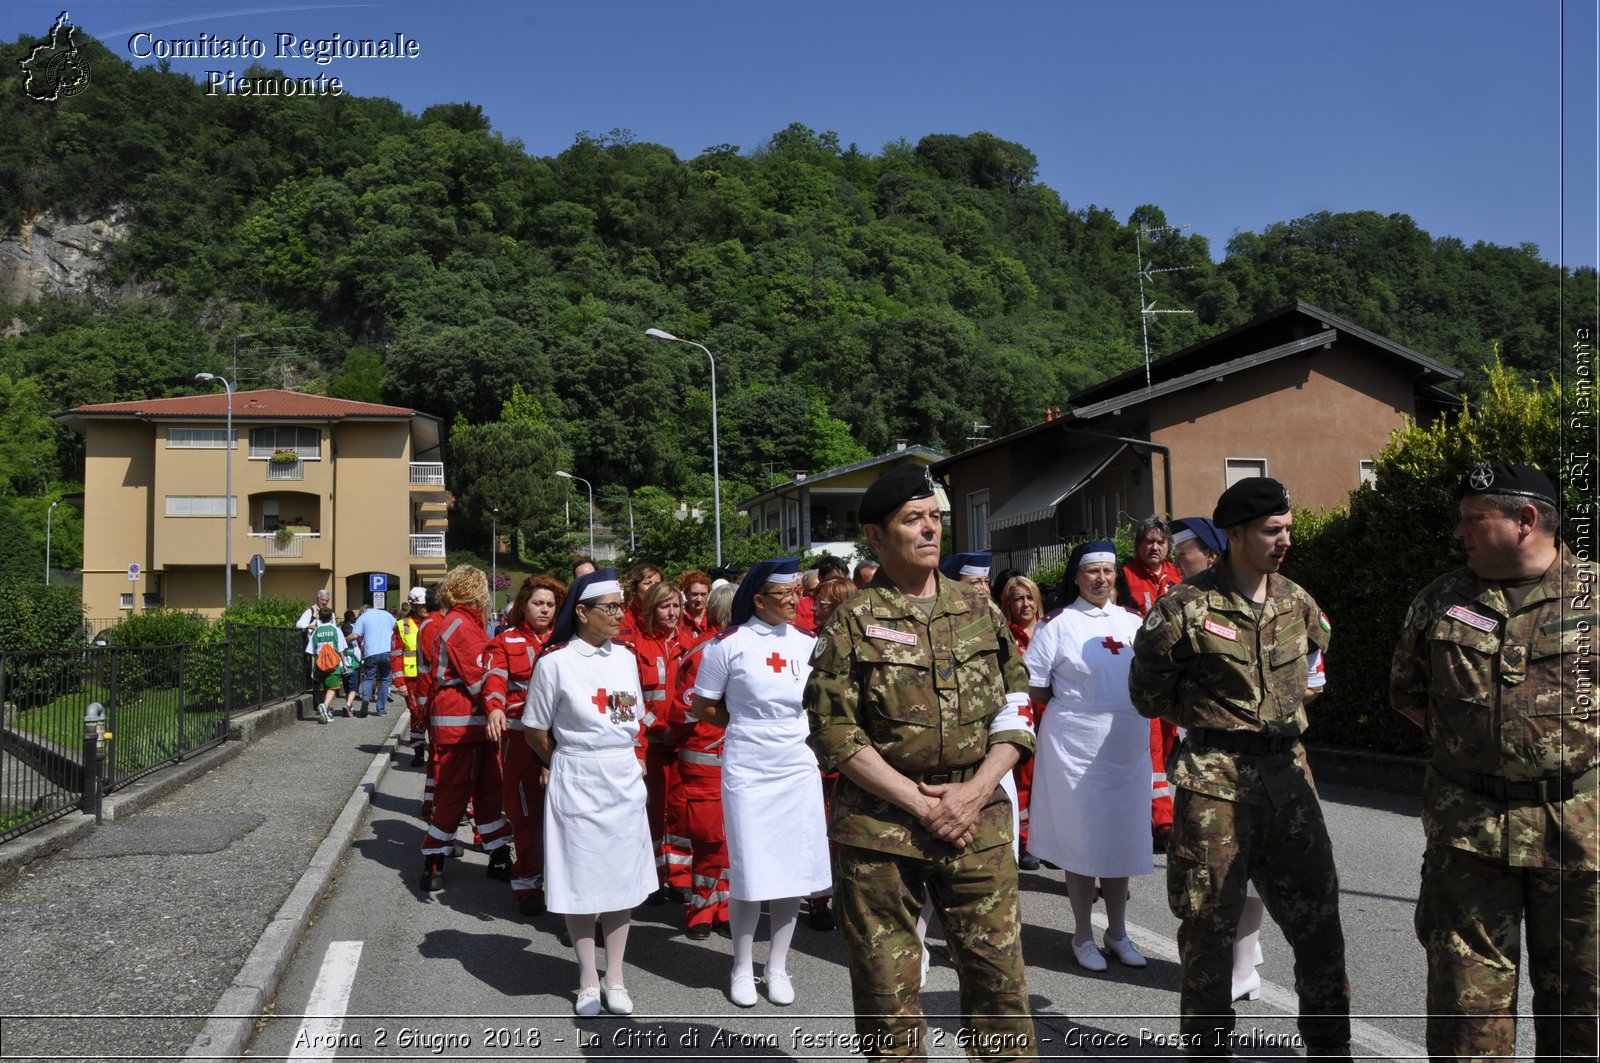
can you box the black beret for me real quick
[1213,477,1292,528]
[860,464,939,526]
[1458,461,1556,506]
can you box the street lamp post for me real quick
[555,471,595,557]
[195,373,235,608]
[45,500,60,584]
[490,507,499,615]
[645,328,721,567]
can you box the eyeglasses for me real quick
[758,588,800,601]
[582,601,625,615]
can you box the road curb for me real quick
[0,694,312,890]
[185,711,406,1062]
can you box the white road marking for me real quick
[287,940,363,1061]
[1083,912,1428,1060]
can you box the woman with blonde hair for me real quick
[419,565,512,892]
[633,579,689,904]
[1001,574,1047,870]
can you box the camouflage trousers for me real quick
[1416,844,1599,1062]
[835,843,1036,1062]
[1166,784,1351,1057]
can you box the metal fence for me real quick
[0,624,308,844]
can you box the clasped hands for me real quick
[915,779,984,850]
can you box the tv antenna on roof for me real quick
[965,421,991,446]
[1135,224,1195,388]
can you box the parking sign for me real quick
[128,563,141,581]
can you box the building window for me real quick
[120,593,134,610]
[164,495,238,517]
[166,426,235,448]
[968,490,990,551]
[1225,458,1268,487]
[785,501,799,548]
[249,426,321,460]
[1359,460,1377,488]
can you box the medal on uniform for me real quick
[609,691,638,724]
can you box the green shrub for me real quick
[105,608,210,648]
[220,595,306,627]
[0,580,87,709]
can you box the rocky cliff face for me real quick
[0,208,132,304]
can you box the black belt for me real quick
[1432,761,1598,804]
[1187,728,1300,755]
[920,763,981,785]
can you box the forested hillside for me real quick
[0,31,1587,572]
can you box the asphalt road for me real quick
[241,755,1539,1062]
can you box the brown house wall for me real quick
[1146,343,1413,518]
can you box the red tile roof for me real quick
[69,389,420,419]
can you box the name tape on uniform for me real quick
[1446,604,1498,632]
[1203,618,1239,642]
[865,625,918,645]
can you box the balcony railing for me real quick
[265,461,304,481]
[409,533,446,558]
[409,462,445,486]
[247,531,318,558]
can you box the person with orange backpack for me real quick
[306,608,348,724]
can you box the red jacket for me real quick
[793,596,817,635]
[1122,560,1181,618]
[678,609,718,646]
[672,637,726,790]
[482,623,555,731]
[426,605,492,746]
[408,611,441,711]
[628,623,683,745]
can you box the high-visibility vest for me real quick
[397,616,419,677]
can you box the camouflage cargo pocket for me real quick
[1165,840,1214,920]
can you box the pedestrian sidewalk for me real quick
[0,692,404,1061]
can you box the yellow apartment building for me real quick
[59,390,449,619]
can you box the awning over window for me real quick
[986,443,1128,531]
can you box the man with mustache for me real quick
[1128,477,1350,1060]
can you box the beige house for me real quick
[59,390,448,619]
[934,301,1463,573]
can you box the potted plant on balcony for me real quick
[274,525,296,548]
[268,449,300,465]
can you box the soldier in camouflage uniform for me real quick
[804,463,1037,1062]
[1390,461,1597,1062]
[1128,477,1351,1060]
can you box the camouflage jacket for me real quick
[803,572,1034,858]
[1128,564,1330,806]
[1390,547,1597,869]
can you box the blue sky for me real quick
[8,1,1597,268]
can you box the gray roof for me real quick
[739,445,948,509]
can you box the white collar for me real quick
[1071,598,1113,618]
[570,637,613,657]
[746,617,787,635]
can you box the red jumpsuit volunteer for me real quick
[1000,574,1048,870]
[677,570,718,645]
[616,563,663,646]
[1122,516,1182,853]
[419,564,512,892]
[671,581,736,938]
[625,580,690,903]
[482,574,565,916]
